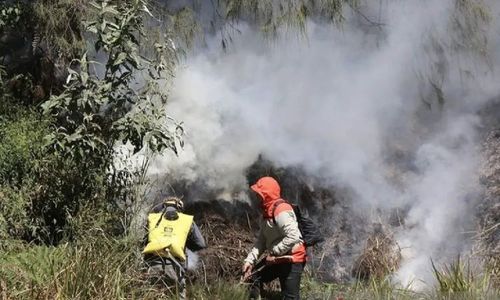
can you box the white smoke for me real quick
[149,0,500,287]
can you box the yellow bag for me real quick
[143,212,194,261]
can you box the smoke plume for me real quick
[148,0,500,287]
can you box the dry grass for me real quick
[352,225,401,280]
[477,130,500,287]
[193,213,255,284]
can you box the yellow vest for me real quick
[143,212,194,261]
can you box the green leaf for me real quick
[113,52,127,66]
[66,132,82,143]
[81,71,89,85]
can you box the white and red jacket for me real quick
[244,177,306,265]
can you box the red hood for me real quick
[251,177,281,218]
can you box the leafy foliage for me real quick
[0,2,24,29]
[0,107,48,186]
[37,0,182,243]
[0,185,32,244]
[0,0,183,247]
[0,100,52,243]
[42,0,181,163]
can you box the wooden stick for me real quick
[246,212,252,231]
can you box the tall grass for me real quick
[0,235,165,300]
[0,234,247,300]
[1,242,500,299]
[298,256,500,300]
[431,256,499,300]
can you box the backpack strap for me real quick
[154,205,167,228]
[271,199,288,225]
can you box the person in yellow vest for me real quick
[143,196,206,299]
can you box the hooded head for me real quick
[250,176,282,218]
[162,196,183,220]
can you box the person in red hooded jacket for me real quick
[242,176,307,300]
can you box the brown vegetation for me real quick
[185,200,257,284]
[478,129,500,286]
[352,224,401,280]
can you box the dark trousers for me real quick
[144,256,186,299]
[249,262,305,300]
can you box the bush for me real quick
[0,103,51,243]
[0,101,111,244]
[0,185,32,245]
[0,104,49,186]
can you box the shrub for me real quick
[0,102,52,243]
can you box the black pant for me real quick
[144,256,187,299]
[249,262,305,300]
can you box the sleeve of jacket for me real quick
[244,227,265,265]
[186,222,207,251]
[271,208,302,256]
